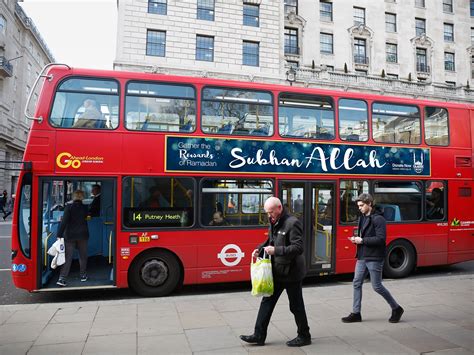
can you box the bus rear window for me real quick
[125,82,196,132]
[50,78,119,129]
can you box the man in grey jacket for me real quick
[240,197,311,347]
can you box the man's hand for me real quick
[263,246,275,255]
[349,236,363,244]
[252,249,259,258]
[354,236,363,244]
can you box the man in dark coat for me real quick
[342,193,404,323]
[56,190,90,287]
[88,184,101,217]
[240,197,311,347]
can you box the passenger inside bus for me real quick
[427,187,444,219]
[140,186,165,208]
[88,184,101,217]
[73,99,105,128]
[208,211,229,226]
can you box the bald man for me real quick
[240,197,311,347]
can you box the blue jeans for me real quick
[352,260,399,313]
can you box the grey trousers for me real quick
[59,239,88,278]
[352,259,399,313]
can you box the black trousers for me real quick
[254,280,310,339]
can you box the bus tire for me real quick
[128,249,182,297]
[384,240,416,278]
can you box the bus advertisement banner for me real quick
[165,136,430,176]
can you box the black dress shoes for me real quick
[286,336,312,347]
[239,334,265,346]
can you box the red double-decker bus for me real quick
[11,64,474,296]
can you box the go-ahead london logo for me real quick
[56,152,104,169]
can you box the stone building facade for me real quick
[114,0,473,103]
[0,1,53,194]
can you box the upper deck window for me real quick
[279,93,335,140]
[425,107,449,146]
[50,78,119,129]
[125,82,196,132]
[201,87,273,136]
[338,99,368,142]
[372,103,420,144]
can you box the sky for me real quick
[20,0,117,70]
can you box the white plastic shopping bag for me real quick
[48,238,65,269]
[251,254,274,297]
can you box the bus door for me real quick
[39,178,116,289]
[280,181,335,274]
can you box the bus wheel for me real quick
[384,240,416,278]
[129,250,181,297]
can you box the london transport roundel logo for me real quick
[217,244,245,267]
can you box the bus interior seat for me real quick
[379,204,402,222]
[180,121,193,132]
[346,134,360,141]
[218,123,233,134]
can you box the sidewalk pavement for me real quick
[0,274,472,355]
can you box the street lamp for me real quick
[286,67,296,86]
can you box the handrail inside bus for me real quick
[24,63,71,123]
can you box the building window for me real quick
[0,15,5,34]
[284,0,298,15]
[243,3,259,27]
[415,18,426,36]
[353,7,365,26]
[148,0,167,15]
[320,1,333,22]
[285,28,299,54]
[385,13,397,32]
[444,23,454,41]
[243,41,259,66]
[146,30,166,57]
[443,0,453,13]
[320,32,333,54]
[471,0,474,16]
[354,38,367,64]
[196,35,214,61]
[197,0,214,21]
[415,0,425,8]
[416,47,428,72]
[444,52,455,71]
[386,43,397,63]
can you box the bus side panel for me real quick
[448,180,474,264]
[194,229,266,284]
